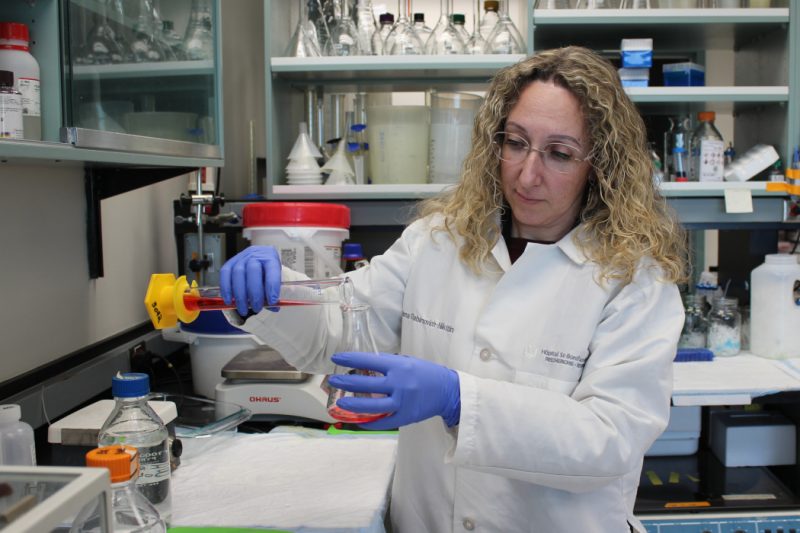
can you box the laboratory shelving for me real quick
[263,2,799,227]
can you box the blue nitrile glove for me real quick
[329,352,461,430]
[219,246,282,316]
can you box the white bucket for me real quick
[750,254,800,359]
[242,203,350,279]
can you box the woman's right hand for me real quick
[219,246,282,316]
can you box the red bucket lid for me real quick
[243,202,350,229]
[0,23,30,43]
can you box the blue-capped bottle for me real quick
[98,373,171,522]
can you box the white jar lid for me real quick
[0,404,21,423]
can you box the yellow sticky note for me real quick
[724,188,753,214]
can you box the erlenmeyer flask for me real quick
[81,0,127,64]
[466,3,488,54]
[326,303,389,424]
[184,0,215,60]
[486,1,525,54]
[286,0,322,56]
[425,0,465,54]
[354,0,377,55]
[128,0,170,62]
[326,0,361,55]
[388,0,424,55]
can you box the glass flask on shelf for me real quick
[354,0,377,55]
[372,13,395,55]
[412,13,433,49]
[326,0,361,55]
[479,0,500,38]
[425,0,466,54]
[536,0,572,8]
[486,1,525,54]
[620,0,652,7]
[327,302,390,424]
[466,4,488,54]
[286,0,322,57]
[451,13,471,45]
[78,0,128,64]
[129,0,171,62]
[707,297,742,357]
[161,20,188,60]
[678,294,708,349]
[387,0,424,55]
[184,0,215,60]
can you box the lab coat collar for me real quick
[490,222,589,272]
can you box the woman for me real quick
[220,46,687,532]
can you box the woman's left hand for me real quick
[329,352,461,430]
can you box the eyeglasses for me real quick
[492,131,589,174]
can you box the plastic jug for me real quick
[0,404,36,465]
[750,254,800,359]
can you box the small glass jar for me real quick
[707,297,742,356]
[678,293,708,349]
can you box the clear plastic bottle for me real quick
[689,111,725,182]
[707,297,742,357]
[678,294,708,349]
[98,373,171,522]
[0,22,41,140]
[327,303,389,424]
[0,70,24,139]
[0,404,36,466]
[479,0,500,39]
[71,445,166,533]
[371,13,395,55]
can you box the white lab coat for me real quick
[235,214,684,533]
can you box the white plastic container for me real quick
[242,202,350,279]
[429,92,481,184]
[367,105,430,184]
[750,254,800,359]
[0,22,41,140]
[0,404,36,465]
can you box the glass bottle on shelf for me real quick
[371,13,395,55]
[678,294,708,349]
[326,0,361,56]
[689,111,725,182]
[161,20,188,60]
[286,0,323,57]
[354,0,377,55]
[387,0,424,55]
[425,0,466,54]
[486,1,525,54]
[129,0,170,62]
[80,0,128,64]
[479,0,500,39]
[184,0,215,61]
[466,4,488,54]
[451,13,471,45]
[707,297,742,357]
[412,13,433,49]
[327,302,389,424]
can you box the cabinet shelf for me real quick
[72,60,215,80]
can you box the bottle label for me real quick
[698,139,725,181]
[135,442,170,504]
[0,93,24,138]
[17,78,40,117]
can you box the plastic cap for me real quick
[452,14,466,24]
[86,446,139,483]
[0,70,13,88]
[698,111,715,122]
[111,372,151,398]
[0,404,21,423]
[379,13,395,24]
[485,0,500,10]
[413,13,425,23]
[0,22,30,43]
[342,242,364,259]
[243,202,350,229]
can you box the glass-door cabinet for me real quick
[61,0,221,158]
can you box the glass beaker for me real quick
[327,303,389,424]
[184,0,215,60]
[387,0,424,55]
[486,1,525,54]
[425,0,466,54]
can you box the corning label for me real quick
[135,442,170,504]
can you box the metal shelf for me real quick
[72,60,215,80]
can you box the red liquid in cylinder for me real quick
[183,294,317,312]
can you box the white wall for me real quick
[0,164,186,383]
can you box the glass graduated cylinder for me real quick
[327,303,390,424]
[183,278,351,312]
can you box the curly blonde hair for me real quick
[419,46,688,285]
